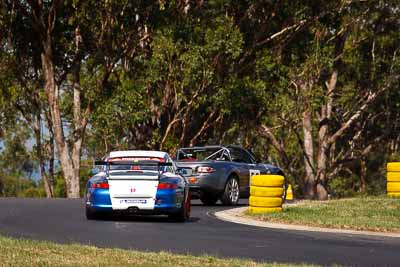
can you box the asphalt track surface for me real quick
[1,198,400,266]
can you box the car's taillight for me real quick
[157,183,178,190]
[91,181,109,189]
[197,166,215,173]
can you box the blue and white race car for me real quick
[85,150,191,222]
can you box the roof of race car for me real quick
[109,150,169,159]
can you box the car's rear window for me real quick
[176,147,228,161]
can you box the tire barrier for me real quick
[251,174,285,187]
[250,186,284,197]
[387,182,400,192]
[249,196,283,207]
[249,174,284,214]
[387,172,400,182]
[248,206,283,214]
[387,162,400,172]
[387,162,400,198]
[286,184,294,201]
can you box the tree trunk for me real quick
[41,37,81,198]
[314,70,338,200]
[313,35,345,200]
[34,112,53,197]
[360,159,367,193]
[71,55,83,198]
[302,110,316,199]
[46,110,55,193]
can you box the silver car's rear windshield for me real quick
[177,147,228,161]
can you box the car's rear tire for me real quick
[169,192,191,222]
[221,176,240,206]
[86,207,100,220]
[199,192,219,205]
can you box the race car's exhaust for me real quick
[127,206,139,214]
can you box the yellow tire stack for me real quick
[249,174,284,213]
[387,162,400,198]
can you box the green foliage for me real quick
[0,122,36,177]
[53,171,66,198]
[50,161,92,198]
[0,174,44,197]
[1,0,399,198]
[20,187,46,198]
[87,11,245,154]
[80,160,93,197]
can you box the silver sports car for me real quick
[175,145,285,205]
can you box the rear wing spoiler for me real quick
[95,161,172,167]
[94,161,173,180]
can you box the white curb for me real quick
[214,207,400,239]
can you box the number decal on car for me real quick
[249,169,260,186]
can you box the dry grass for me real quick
[246,196,400,232]
[0,235,315,267]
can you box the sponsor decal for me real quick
[119,199,147,204]
[249,169,261,186]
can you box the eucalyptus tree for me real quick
[5,0,160,197]
[88,3,244,156]
[0,44,55,197]
[253,1,400,199]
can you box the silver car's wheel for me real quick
[221,177,240,205]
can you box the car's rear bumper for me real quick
[188,173,225,195]
[86,188,183,215]
[87,204,180,215]
[86,188,113,211]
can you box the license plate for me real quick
[119,199,147,204]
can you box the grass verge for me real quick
[0,235,314,267]
[245,196,400,232]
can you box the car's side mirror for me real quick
[177,167,193,177]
